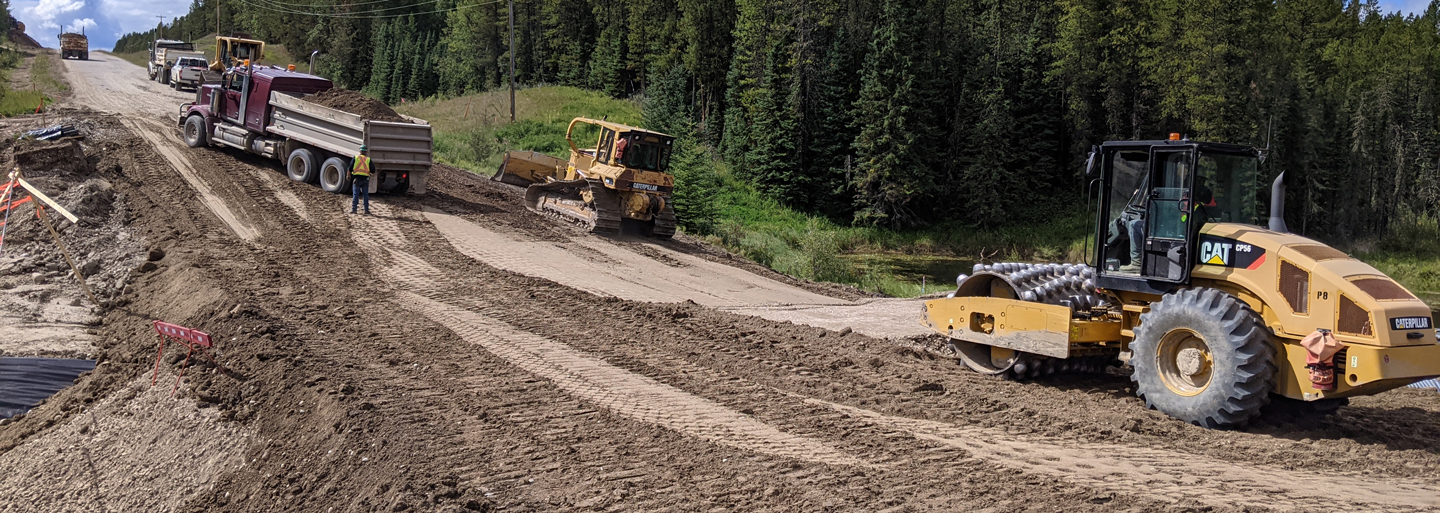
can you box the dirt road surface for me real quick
[0,51,1436,512]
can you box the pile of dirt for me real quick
[0,116,147,359]
[8,28,41,50]
[1,132,143,301]
[303,89,407,123]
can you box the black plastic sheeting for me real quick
[0,357,95,419]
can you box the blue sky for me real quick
[13,0,192,51]
[8,0,1439,52]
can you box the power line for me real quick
[253,0,410,9]
[248,0,446,16]
[236,0,503,18]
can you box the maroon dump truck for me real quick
[176,66,432,194]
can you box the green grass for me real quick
[0,89,51,116]
[106,50,149,68]
[1350,216,1440,309]
[395,86,641,172]
[0,46,52,117]
[699,165,1093,295]
[395,85,1440,301]
[28,50,67,96]
[395,85,1094,297]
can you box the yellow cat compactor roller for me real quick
[493,118,677,238]
[921,136,1440,428]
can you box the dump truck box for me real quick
[267,91,432,194]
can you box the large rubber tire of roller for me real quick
[1130,287,1276,428]
[183,116,208,148]
[287,148,320,184]
[318,157,351,193]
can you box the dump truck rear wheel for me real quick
[183,116,207,148]
[1131,288,1275,428]
[318,157,351,193]
[287,148,319,183]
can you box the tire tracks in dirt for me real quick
[423,205,847,307]
[385,195,1440,511]
[351,205,865,468]
[810,398,1440,511]
[118,118,260,242]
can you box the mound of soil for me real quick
[303,89,407,123]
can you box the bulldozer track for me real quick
[524,178,621,235]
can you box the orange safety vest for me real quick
[351,155,372,177]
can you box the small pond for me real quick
[843,254,978,292]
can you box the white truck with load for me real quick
[148,40,196,85]
[176,66,431,195]
[168,56,209,90]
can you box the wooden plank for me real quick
[16,177,77,224]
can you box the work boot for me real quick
[1119,263,1140,274]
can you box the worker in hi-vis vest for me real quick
[351,145,372,215]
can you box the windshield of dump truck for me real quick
[1195,151,1260,225]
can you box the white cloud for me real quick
[39,21,59,29]
[63,18,97,33]
[1379,0,1433,15]
[23,0,85,24]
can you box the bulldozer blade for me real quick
[493,170,535,187]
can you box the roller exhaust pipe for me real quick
[1269,171,1288,233]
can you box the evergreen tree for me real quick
[851,0,939,227]
[588,4,629,97]
[365,20,394,100]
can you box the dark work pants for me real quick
[352,176,370,213]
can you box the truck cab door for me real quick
[222,74,244,124]
[1142,148,1197,282]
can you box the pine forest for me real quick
[116,0,1440,245]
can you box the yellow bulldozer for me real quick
[921,135,1440,428]
[211,36,265,71]
[494,118,677,238]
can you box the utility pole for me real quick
[156,16,165,39]
[508,0,515,122]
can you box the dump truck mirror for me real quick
[1084,146,1099,176]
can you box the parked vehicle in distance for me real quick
[169,56,209,90]
[148,39,196,85]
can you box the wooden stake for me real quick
[14,169,98,306]
[35,203,98,306]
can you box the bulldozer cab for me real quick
[1094,138,1261,292]
[567,118,675,174]
[213,36,265,71]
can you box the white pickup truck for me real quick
[168,56,209,90]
